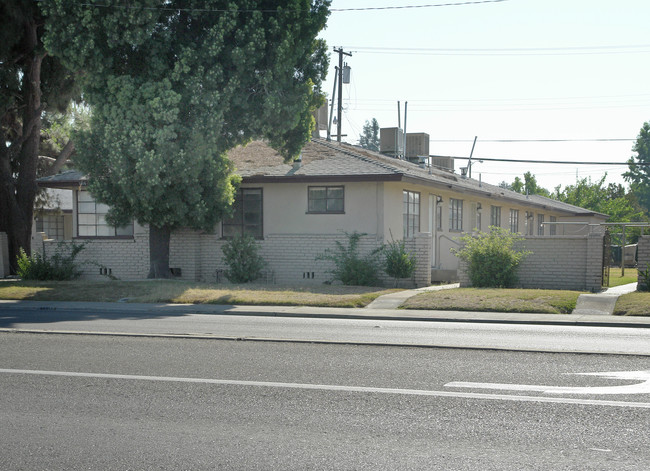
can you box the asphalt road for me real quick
[2,305,650,355]
[1,333,649,470]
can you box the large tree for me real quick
[358,118,380,151]
[500,172,550,197]
[553,175,645,223]
[0,1,77,273]
[44,0,330,278]
[624,121,650,214]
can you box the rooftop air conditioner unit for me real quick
[380,127,404,157]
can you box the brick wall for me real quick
[44,236,149,280]
[200,232,393,286]
[638,236,650,285]
[458,234,604,291]
[405,232,432,288]
[52,229,431,287]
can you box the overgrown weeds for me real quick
[16,242,85,281]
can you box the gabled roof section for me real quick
[228,139,402,180]
[231,139,607,218]
[36,139,608,219]
[37,169,87,188]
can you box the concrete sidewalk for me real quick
[572,283,639,316]
[365,283,461,309]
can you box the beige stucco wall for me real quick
[380,181,601,275]
[40,180,606,287]
[248,181,384,237]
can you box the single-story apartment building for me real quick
[36,137,609,288]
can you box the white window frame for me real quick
[509,209,519,233]
[76,190,133,238]
[449,198,463,232]
[490,205,501,227]
[403,190,420,238]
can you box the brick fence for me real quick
[43,229,432,287]
[638,236,650,286]
[459,233,605,292]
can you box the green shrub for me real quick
[638,263,650,292]
[383,237,416,286]
[16,242,85,281]
[452,226,531,288]
[221,234,266,283]
[317,231,382,286]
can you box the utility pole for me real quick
[468,136,477,178]
[333,47,352,142]
[326,67,338,141]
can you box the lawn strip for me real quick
[0,280,399,308]
[614,292,650,316]
[401,288,583,314]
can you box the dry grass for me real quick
[401,288,583,314]
[3,279,648,315]
[613,292,650,316]
[0,280,399,308]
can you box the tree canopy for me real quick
[499,172,551,197]
[552,175,645,223]
[43,0,331,277]
[624,120,650,214]
[358,118,380,151]
[0,0,77,272]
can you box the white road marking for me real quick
[1,368,650,409]
[446,370,650,395]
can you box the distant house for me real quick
[37,138,608,288]
[31,188,74,243]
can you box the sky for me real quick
[316,0,650,192]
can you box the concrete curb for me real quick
[1,299,649,329]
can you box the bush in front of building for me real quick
[16,242,85,281]
[317,231,383,286]
[452,226,531,288]
[221,234,266,283]
[383,236,416,286]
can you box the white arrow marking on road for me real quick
[445,370,650,395]
[2,368,650,408]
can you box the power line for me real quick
[343,102,650,112]
[75,1,506,14]
[341,93,650,103]
[332,0,508,11]
[430,138,638,143]
[346,44,650,56]
[430,155,646,165]
[350,44,650,52]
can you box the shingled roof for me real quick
[37,138,608,219]
[230,138,607,218]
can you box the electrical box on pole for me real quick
[333,47,352,142]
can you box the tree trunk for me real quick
[0,18,43,274]
[148,225,172,279]
[46,140,75,176]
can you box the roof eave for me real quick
[242,174,403,184]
